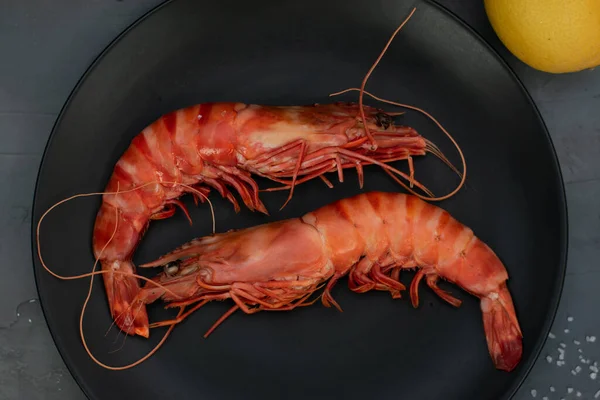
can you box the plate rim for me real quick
[30,1,569,399]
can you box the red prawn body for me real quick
[92,102,430,338]
[139,191,522,372]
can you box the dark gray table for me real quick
[1,1,598,399]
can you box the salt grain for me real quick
[550,386,555,392]
[565,329,570,334]
[577,391,582,397]
[574,340,581,345]
[531,389,537,397]
[594,389,600,398]
[542,397,548,400]
[591,372,597,380]
[28,319,31,323]
[557,360,565,366]
[568,316,574,322]
[571,369,577,375]
[579,348,583,353]
[548,332,556,339]
[568,387,574,393]
[560,342,567,348]
[546,355,553,363]
[576,365,582,373]
[587,336,597,343]
[591,365,599,373]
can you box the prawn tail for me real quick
[102,260,149,338]
[480,283,522,372]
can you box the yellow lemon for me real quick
[484,0,600,73]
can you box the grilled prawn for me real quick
[93,102,447,338]
[136,192,522,372]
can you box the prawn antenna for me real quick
[358,7,417,151]
[36,181,215,370]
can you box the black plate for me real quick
[32,1,567,399]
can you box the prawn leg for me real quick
[321,272,344,312]
[425,274,462,308]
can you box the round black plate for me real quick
[32,1,567,399]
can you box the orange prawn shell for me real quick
[195,220,331,284]
[138,192,521,371]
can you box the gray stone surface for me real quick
[1,1,598,399]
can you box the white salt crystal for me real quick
[28,319,31,323]
[579,348,583,353]
[560,342,567,348]
[542,397,548,400]
[559,352,565,360]
[531,389,537,397]
[591,372,597,380]
[557,360,565,366]
[565,329,570,334]
[591,365,599,373]
[574,340,581,345]
[568,316,574,322]
[568,387,574,393]
[546,355,553,363]
[550,386,555,392]
[548,332,556,339]
[577,391,582,397]
[576,365,582,373]
[571,369,577,375]
[594,389,600,398]
[587,336,597,343]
